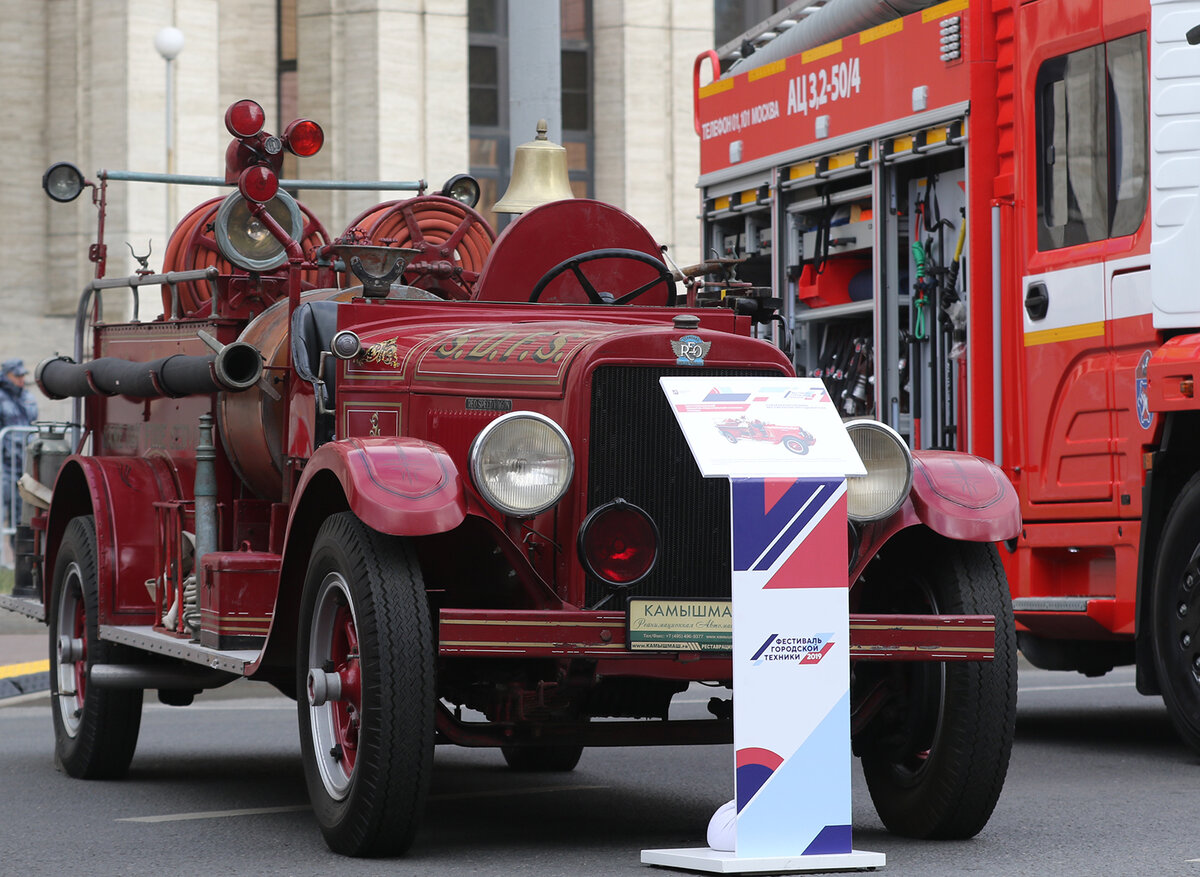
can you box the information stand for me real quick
[642,377,885,874]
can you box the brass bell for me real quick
[493,119,575,214]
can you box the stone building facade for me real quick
[0,0,713,420]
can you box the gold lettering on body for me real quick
[362,337,400,369]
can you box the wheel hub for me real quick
[308,573,364,799]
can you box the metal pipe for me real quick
[38,343,262,401]
[194,414,218,580]
[728,0,939,74]
[991,203,1003,467]
[99,169,426,192]
[89,663,233,690]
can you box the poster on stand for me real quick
[658,376,866,479]
[640,376,881,872]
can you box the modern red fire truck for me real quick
[1,97,1021,856]
[692,0,1200,751]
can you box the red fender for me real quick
[1147,333,1200,412]
[292,436,467,536]
[850,450,1020,584]
[908,450,1020,542]
[45,455,180,624]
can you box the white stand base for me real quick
[641,847,885,874]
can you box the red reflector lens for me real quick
[239,166,279,204]
[578,501,658,587]
[284,119,325,157]
[225,100,266,138]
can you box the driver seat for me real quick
[471,199,670,305]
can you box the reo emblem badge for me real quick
[671,334,711,366]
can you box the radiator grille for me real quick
[586,365,780,606]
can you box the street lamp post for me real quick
[154,27,185,237]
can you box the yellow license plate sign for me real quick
[627,599,732,651]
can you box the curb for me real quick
[0,661,50,700]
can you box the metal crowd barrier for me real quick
[0,425,37,570]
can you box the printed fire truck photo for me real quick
[714,416,817,454]
[0,92,1021,858]
[691,0,1200,781]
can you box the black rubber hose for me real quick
[37,342,262,400]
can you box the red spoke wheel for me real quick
[297,513,434,857]
[50,516,143,778]
[345,196,495,300]
[160,196,331,317]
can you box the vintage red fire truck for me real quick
[1,97,1021,856]
[692,0,1200,751]
[715,416,817,453]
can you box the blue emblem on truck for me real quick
[671,334,711,366]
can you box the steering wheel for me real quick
[528,248,676,305]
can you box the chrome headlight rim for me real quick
[845,419,914,523]
[214,189,304,272]
[469,411,575,518]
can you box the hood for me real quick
[337,300,788,399]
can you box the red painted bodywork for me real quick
[293,438,465,537]
[472,199,666,304]
[689,0,1188,671]
[438,608,995,662]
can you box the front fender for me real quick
[293,436,467,536]
[850,450,1019,585]
[908,450,1020,542]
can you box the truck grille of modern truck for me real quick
[586,365,781,607]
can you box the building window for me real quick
[469,0,593,223]
[1035,33,1148,251]
[278,0,299,180]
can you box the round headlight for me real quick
[469,412,574,517]
[845,420,913,522]
[214,189,303,271]
[43,162,86,203]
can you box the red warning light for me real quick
[239,166,279,204]
[226,100,266,139]
[284,119,324,157]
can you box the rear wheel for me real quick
[1150,473,1200,753]
[297,513,434,857]
[50,515,143,778]
[854,528,1016,839]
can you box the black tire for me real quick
[1150,472,1200,753]
[49,515,143,779]
[500,744,583,772]
[297,512,434,857]
[855,528,1016,839]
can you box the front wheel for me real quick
[783,436,810,455]
[1151,473,1200,753]
[854,528,1016,839]
[50,516,143,778]
[297,513,434,857]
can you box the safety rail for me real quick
[0,425,37,570]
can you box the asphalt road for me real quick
[0,650,1197,876]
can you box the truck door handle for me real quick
[1025,282,1049,321]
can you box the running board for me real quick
[1012,597,1100,612]
[0,593,45,622]
[99,625,258,676]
